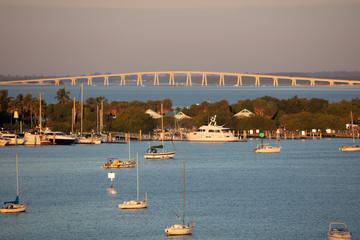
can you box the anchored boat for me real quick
[1,153,28,214]
[165,161,195,236]
[326,222,352,240]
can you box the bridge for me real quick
[0,71,359,87]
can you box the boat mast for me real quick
[80,83,83,135]
[16,153,19,198]
[39,93,42,131]
[136,153,139,202]
[351,111,355,145]
[128,137,131,160]
[161,103,164,153]
[183,161,185,225]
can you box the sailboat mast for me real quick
[128,137,131,160]
[16,153,19,197]
[137,153,139,202]
[161,103,164,153]
[81,83,83,135]
[72,97,76,134]
[351,111,355,144]
[183,161,185,225]
[39,93,42,130]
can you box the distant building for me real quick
[164,110,191,121]
[145,109,162,119]
[234,109,254,119]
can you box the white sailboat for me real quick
[165,161,195,236]
[118,153,148,209]
[1,153,29,214]
[144,103,176,159]
[339,111,360,152]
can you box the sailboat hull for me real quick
[339,146,360,152]
[118,201,148,209]
[144,151,176,160]
[1,204,28,213]
[165,224,194,235]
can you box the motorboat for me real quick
[76,133,102,144]
[23,131,51,145]
[102,138,136,168]
[42,129,76,145]
[182,115,238,142]
[339,111,360,152]
[1,154,28,214]
[165,161,195,236]
[144,144,176,159]
[144,103,176,160]
[0,131,25,145]
[253,143,281,153]
[101,158,136,169]
[326,222,352,240]
[118,153,148,209]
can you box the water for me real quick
[3,85,360,107]
[1,139,359,239]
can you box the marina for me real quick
[0,138,359,239]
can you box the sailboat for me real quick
[102,138,136,169]
[76,84,101,144]
[118,153,148,209]
[339,111,360,152]
[1,153,29,213]
[165,161,195,236]
[144,103,176,159]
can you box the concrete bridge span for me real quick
[0,71,359,87]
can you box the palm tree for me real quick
[23,94,36,128]
[0,89,10,111]
[54,88,70,104]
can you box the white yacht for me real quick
[76,133,101,144]
[183,115,238,142]
[42,129,76,145]
[326,222,352,240]
[0,131,25,145]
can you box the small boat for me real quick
[118,153,148,209]
[183,115,238,142]
[101,158,136,169]
[1,153,29,214]
[165,161,195,236]
[253,143,281,153]
[326,222,352,240]
[339,112,360,152]
[102,138,136,169]
[144,103,176,160]
[77,133,102,144]
[0,131,25,145]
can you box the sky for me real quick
[0,0,359,76]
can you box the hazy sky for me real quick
[0,0,359,76]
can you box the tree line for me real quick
[0,88,359,133]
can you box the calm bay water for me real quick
[1,85,360,239]
[0,139,360,239]
[3,85,360,107]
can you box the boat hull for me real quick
[339,146,360,152]
[1,204,28,213]
[326,234,352,240]
[118,201,148,209]
[0,139,8,146]
[253,148,281,153]
[183,133,238,142]
[144,151,176,160]
[165,224,194,236]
